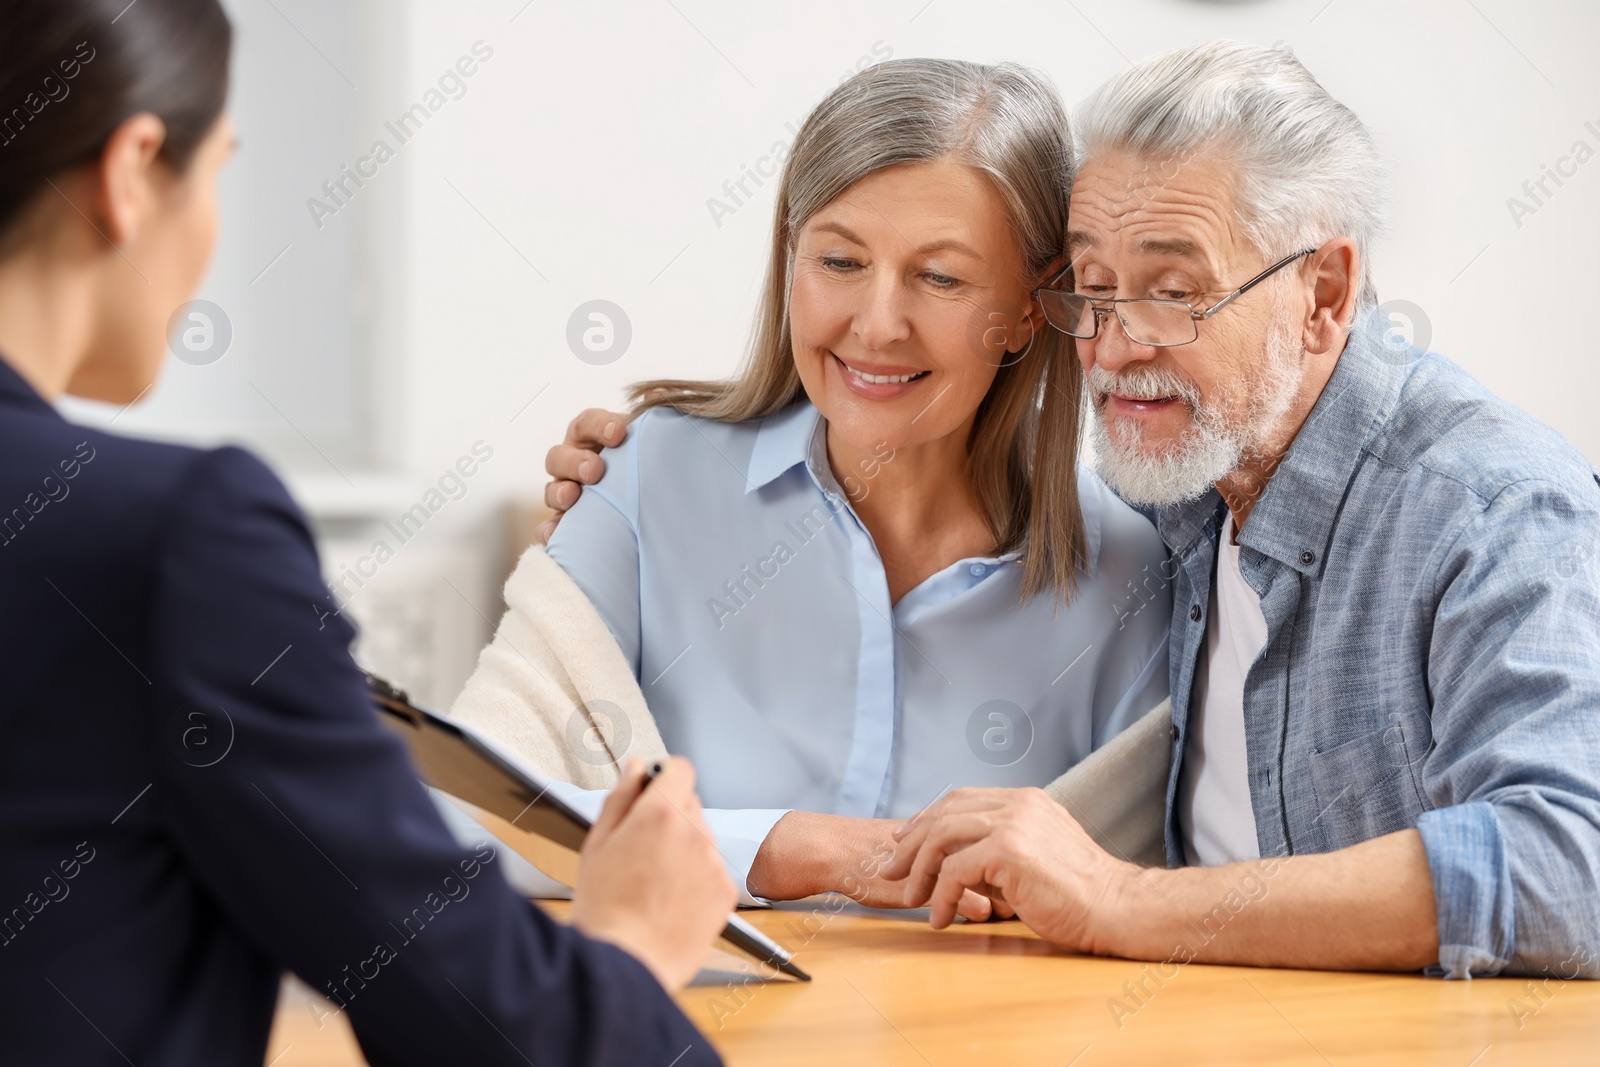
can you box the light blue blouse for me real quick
[545,401,1171,901]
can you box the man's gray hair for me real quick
[1075,40,1387,309]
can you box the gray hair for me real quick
[1074,40,1387,309]
[630,57,1091,603]
[785,58,1074,287]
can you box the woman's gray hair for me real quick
[628,57,1091,603]
[1075,40,1387,309]
[785,58,1074,289]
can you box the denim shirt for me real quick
[1154,310,1600,979]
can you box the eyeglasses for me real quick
[1032,247,1318,348]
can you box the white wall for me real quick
[401,0,1600,505]
[73,0,1600,701]
[63,0,369,469]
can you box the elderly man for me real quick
[540,41,1600,979]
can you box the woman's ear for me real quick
[1021,255,1070,344]
[92,113,168,249]
[1020,294,1045,348]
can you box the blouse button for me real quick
[969,563,986,577]
[1189,603,1202,622]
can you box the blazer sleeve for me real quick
[146,446,719,1067]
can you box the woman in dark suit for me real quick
[0,2,733,1064]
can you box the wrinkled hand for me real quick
[882,787,1138,953]
[747,811,1001,922]
[838,859,1002,923]
[538,408,629,543]
[572,758,736,991]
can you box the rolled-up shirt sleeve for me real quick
[1418,477,1600,978]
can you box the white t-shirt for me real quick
[1179,512,1267,866]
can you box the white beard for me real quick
[1089,311,1305,507]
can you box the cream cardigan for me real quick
[450,546,1171,867]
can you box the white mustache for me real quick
[1088,364,1203,410]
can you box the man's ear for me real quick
[1304,237,1359,356]
[92,113,168,248]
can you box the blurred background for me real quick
[62,0,1600,709]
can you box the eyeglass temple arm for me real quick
[1035,262,1075,295]
[1194,247,1319,321]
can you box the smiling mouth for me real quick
[837,357,930,385]
[1103,390,1182,405]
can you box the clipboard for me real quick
[367,673,810,982]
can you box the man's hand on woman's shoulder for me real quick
[539,408,629,543]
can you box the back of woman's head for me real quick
[0,0,231,247]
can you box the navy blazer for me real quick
[0,356,720,1067]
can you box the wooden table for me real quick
[266,899,1600,1065]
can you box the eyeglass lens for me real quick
[1037,291,1198,347]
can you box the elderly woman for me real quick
[471,58,1170,910]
